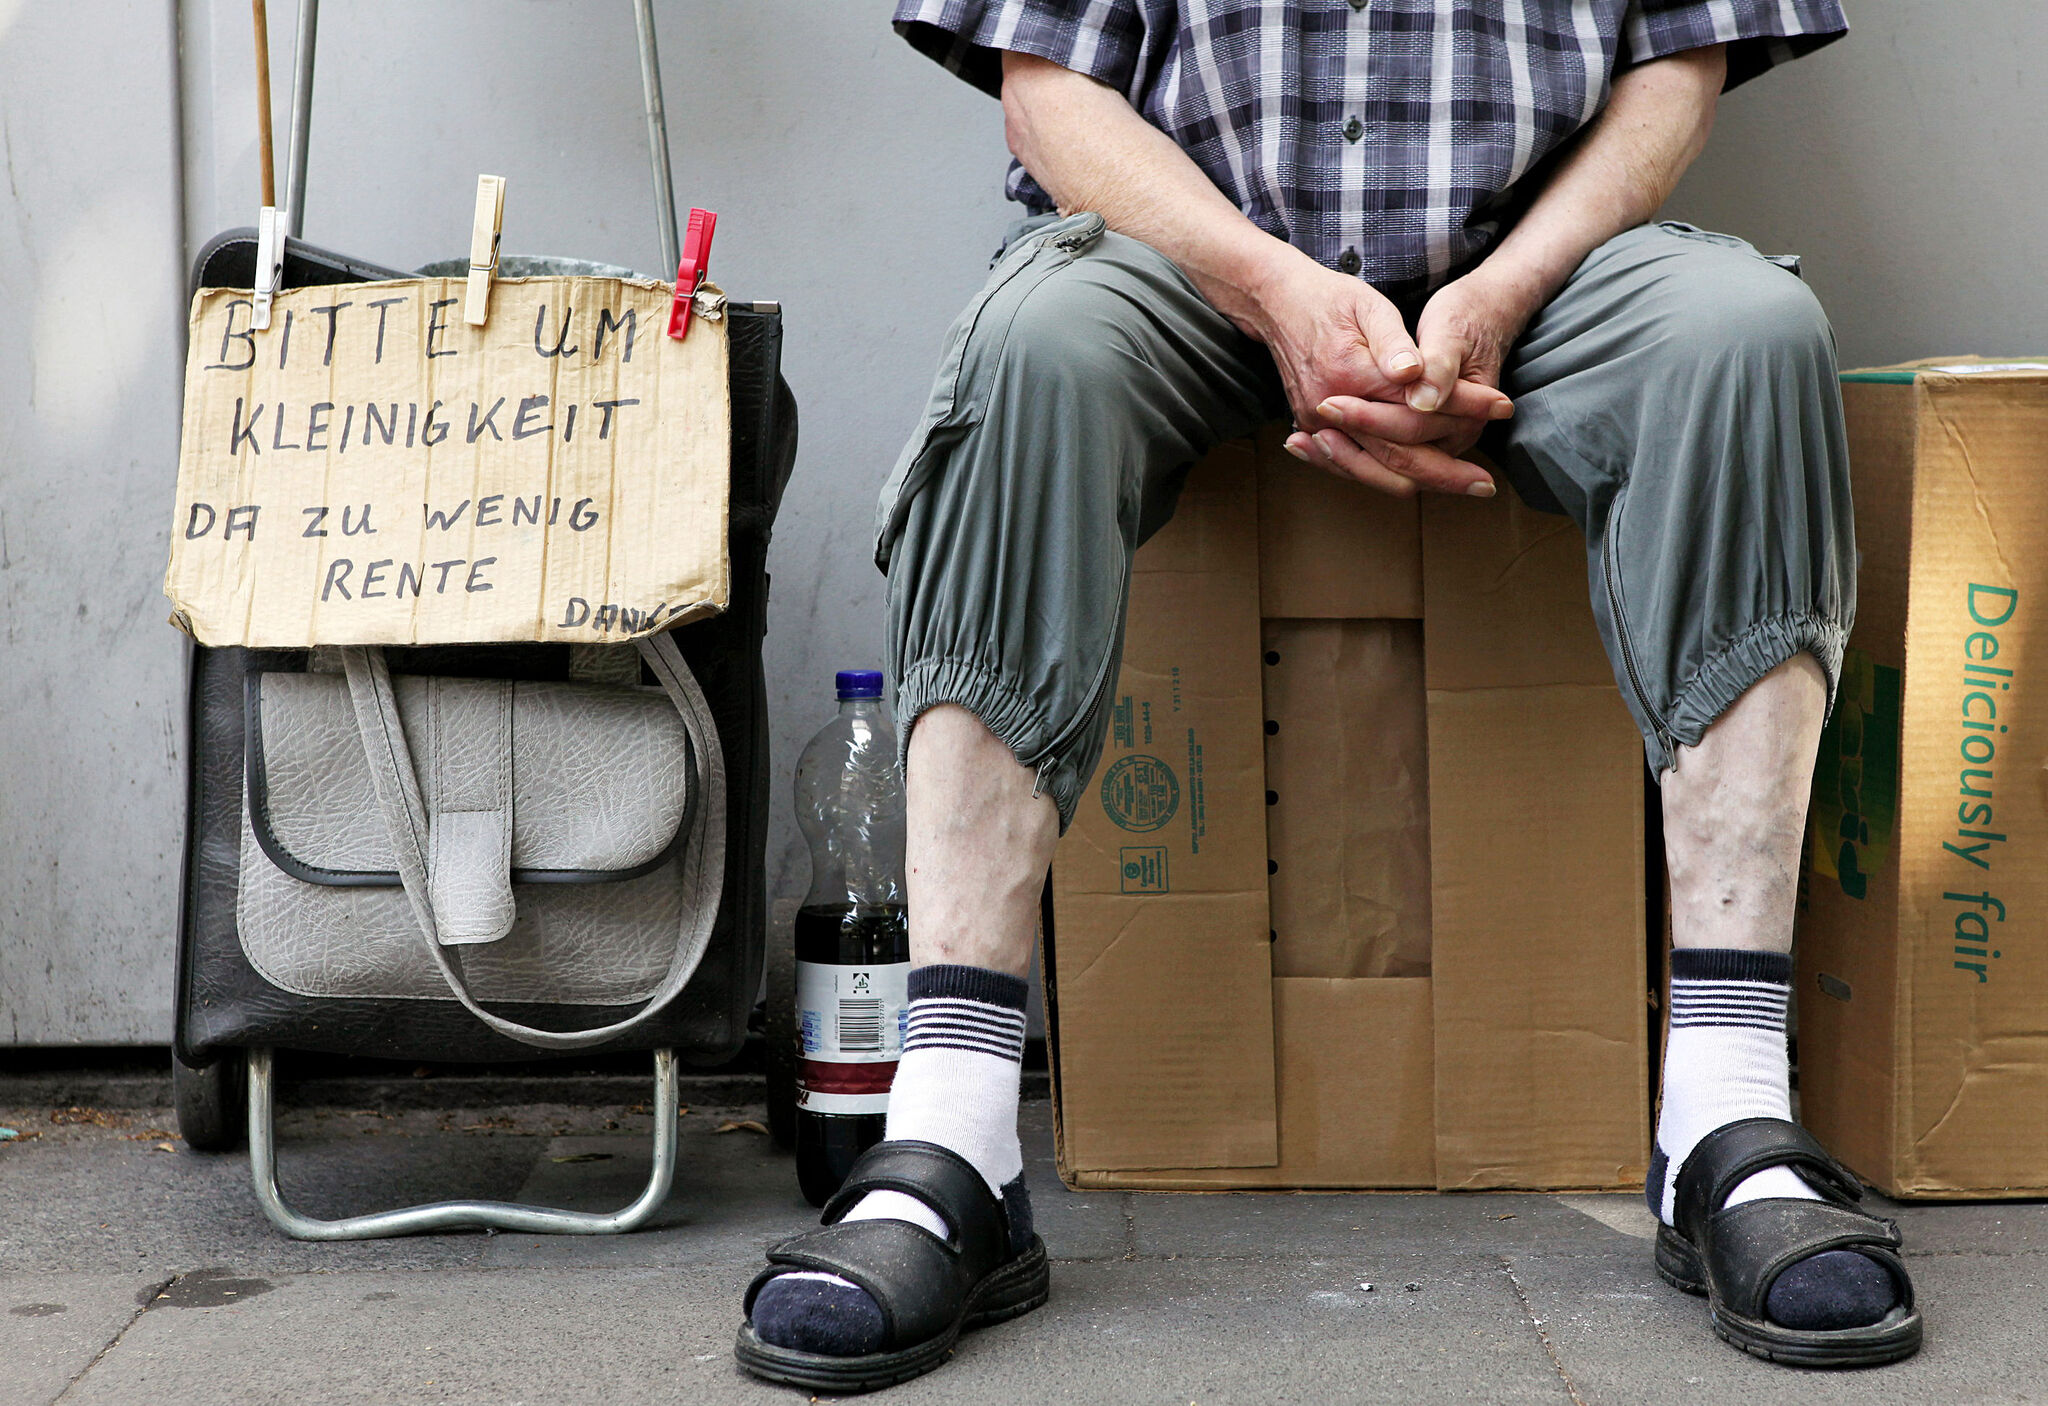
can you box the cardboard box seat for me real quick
[1046,428,1650,1191]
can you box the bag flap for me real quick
[246,670,692,887]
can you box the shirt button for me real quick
[1343,115,1363,143]
[1338,248,1362,276]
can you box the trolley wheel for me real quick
[173,1049,247,1152]
[764,918,798,1150]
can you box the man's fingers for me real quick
[1287,431,1418,498]
[1315,396,1464,446]
[1311,429,1495,497]
[1406,338,1465,414]
[1318,381,1512,432]
[1441,377,1514,421]
[1357,293,1423,385]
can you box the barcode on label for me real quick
[837,999,884,1052]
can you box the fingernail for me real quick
[1313,432,1337,460]
[1408,384,1440,412]
[1315,399,1341,422]
[1467,480,1497,498]
[1284,437,1312,462]
[1490,399,1514,420]
[1390,352,1420,374]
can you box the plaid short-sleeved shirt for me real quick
[895,0,1845,301]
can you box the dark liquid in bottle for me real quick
[795,902,909,1207]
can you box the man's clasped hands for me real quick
[1250,252,1546,500]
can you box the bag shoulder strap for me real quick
[339,633,725,1049]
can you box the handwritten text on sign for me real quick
[164,276,730,646]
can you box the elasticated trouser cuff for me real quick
[1662,612,1849,772]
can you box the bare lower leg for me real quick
[904,704,1060,976]
[1662,654,1828,952]
[1654,654,1900,1328]
[750,705,1054,1351]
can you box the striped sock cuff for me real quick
[908,963,1029,1010]
[1669,949,1792,984]
[1669,948,1792,1033]
[902,965,1028,1062]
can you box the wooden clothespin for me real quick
[464,174,507,327]
[667,207,718,340]
[252,204,284,331]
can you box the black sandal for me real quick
[735,1140,1050,1393]
[1656,1117,1921,1366]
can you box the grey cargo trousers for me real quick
[876,212,1855,828]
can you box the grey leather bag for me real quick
[236,632,724,1050]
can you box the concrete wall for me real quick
[2,1,2043,1042]
[0,0,190,1043]
[1666,4,2048,367]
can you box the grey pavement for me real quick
[4,1094,2044,1404]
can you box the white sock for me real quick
[787,964,1027,1288]
[1653,948,1818,1222]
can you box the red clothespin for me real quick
[667,208,718,340]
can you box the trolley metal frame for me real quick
[216,0,695,1242]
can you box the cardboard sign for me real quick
[164,276,730,646]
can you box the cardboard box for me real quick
[1797,357,2048,1198]
[1046,429,1650,1191]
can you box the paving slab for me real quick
[480,1127,813,1272]
[1554,1193,1660,1241]
[10,1092,2048,1403]
[57,1267,754,1406]
[1514,1247,2048,1405]
[0,1273,163,1405]
[58,1254,1569,1406]
[0,1115,538,1275]
[1874,1191,2048,1255]
[1130,1183,1644,1261]
[478,1099,1130,1271]
[1018,1103,1134,1261]
[888,1255,1569,1405]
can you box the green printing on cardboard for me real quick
[1946,583,2019,982]
[1101,753,1180,833]
[1809,646,1900,900]
[1120,846,1170,894]
[1111,694,1135,748]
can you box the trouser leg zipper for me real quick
[1603,487,1676,764]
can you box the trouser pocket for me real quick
[872,212,1108,570]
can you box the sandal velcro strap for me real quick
[818,1140,1007,1273]
[742,1140,1016,1354]
[1673,1117,1862,1246]
[1696,1197,1910,1322]
[745,1218,974,1349]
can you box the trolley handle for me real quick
[266,0,683,266]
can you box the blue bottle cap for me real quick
[836,669,885,700]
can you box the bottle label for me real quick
[795,960,910,1116]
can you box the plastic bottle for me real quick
[792,668,910,1206]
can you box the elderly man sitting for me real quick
[737,1,1919,1390]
